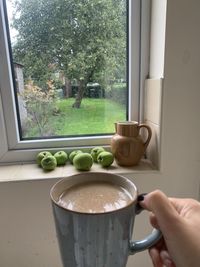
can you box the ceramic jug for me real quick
[111,121,152,166]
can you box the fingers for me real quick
[149,247,163,267]
[160,251,176,267]
[149,212,160,229]
[148,239,167,267]
[139,190,181,235]
[149,247,176,267]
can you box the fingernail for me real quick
[137,193,147,202]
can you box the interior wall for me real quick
[0,0,200,266]
[129,0,200,265]
[149,0,167,78]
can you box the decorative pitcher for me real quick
[111,121,152,166]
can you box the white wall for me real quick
[149,0,167,78]
[0,0,200,266]
[128,0,200,265]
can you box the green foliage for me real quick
[23,98,126,137]
[20,79,58,136]
[11,0,127,94]
[105,82,127,105]
[112,83,127,90]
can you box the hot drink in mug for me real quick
[57,181,133,213]
[50,172,161,267]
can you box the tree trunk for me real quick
[72,69,94,108]
[72,79,85,108]
[63,77,72,98]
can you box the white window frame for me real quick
[0,0,151,163]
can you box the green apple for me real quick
[73,153,93,171]
[97,151,114,167]
[41,155,57,171]
[69,150,83,164]
[36,151,52,166]
[54,151,68,165]
[90,146,105,162]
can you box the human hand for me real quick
[139,190,200,267]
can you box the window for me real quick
[0,0,150,163]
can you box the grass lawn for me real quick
[53,98,126,136]
[24,98,126,137]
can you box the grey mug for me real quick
[50,172,162,267]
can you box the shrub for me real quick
[105,83,127,105]
[20,79,58,136]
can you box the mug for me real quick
[50,172,161,267]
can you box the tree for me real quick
[11,0,127,108]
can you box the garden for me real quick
[20,80,127,138]
[9,0,128,138]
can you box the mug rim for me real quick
[50,172,138,215]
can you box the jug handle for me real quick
[138,124,152,149]
[114,122,117,132]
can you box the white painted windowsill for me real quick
[0,159,157,183]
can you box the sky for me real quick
[6,0,18,42]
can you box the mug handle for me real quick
[129,194,162,255]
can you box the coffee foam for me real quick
[57,181,133,213]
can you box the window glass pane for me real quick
[5,0,128,139]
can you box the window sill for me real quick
[0,159,157,183]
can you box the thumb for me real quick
[139,190,180,235]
